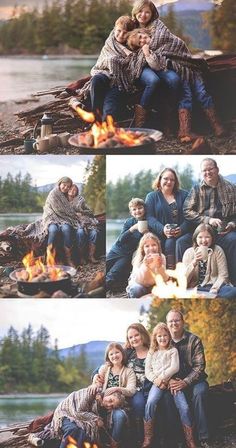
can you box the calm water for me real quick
[0,57,97,101]
[0,213,42,231]
[106,219,124,252]
[0,395,66,427]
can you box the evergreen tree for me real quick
[208,0,236,52]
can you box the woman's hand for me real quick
[172,227,181,238]
[104,387,119,396]
[163,224,172,238]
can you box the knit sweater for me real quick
[98,364,136,397]
[145,348,179,383]
[183,245,229,291]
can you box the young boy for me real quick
[90,15,135,121]
[106,198,148,293]
[127,27,225,140]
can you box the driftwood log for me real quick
[0,382,235,447]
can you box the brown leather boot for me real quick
[178,108,199,142]
[88,243,99,264]
[77,248,86,266]
[182,424,196,448]
[142,419,154,448]
[204,107,226,137]
[64,246,77,268]
[134,104,147,128]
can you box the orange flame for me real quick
[66,435,98,448]
[151,263,198,299]
[21,245,65,282]
[73,105,96,123]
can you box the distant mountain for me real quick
[158,0,213,12]
[58,340,120,371]
[36,182,83,193]
[225,174,236,184]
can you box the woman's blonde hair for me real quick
[125,323,150,349]
[105,342,126,366]
[132,232,162,268]
[152,168,180,193]
[132,0,159,26]
[150,322,172,352]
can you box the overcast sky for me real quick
[0,155,93,186]
[107,155,236,183]
[0,299,152,349]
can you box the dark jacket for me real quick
[145,189,191,239]
[107,217,144,260]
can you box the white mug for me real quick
[48,133,59,148]
[33,137,50,153]
[58,132,70,147]
[198,246,213,262]
[138,220,148,233]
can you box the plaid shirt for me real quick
[172,331,207,386]
[183,175,236,227]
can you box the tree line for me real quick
[107,165,194,219]
[0,0,192,55]
[147,299,236,386]
[0,325,90,393]
[0,156,105,214]
[0,173,45,213]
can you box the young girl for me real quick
[68,184,99,264]
[143,323,196,448]
[131,0,225,139]
[93,342,136,448]
[183,223,236,298]
[126,232,169,298]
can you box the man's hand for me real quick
[209,218,222,227]
[218,222,235,235]
[169,378,187,394]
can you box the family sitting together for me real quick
[73,0,225,141]
[31,311,210,448]
[0,176,99,267]
[106,158,236,299]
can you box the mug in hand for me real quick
[198,246,213,262]
[217,220,228,233]
[138,219,148,232]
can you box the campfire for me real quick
[67,435,98,448]
[151,263,205,299]
[9,246,76,297]
[15,246,69,283]
[69,98,161,151]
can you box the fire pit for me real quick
[10,265,76,296]
[69,127,162,154]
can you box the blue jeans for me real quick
[76,228,97,248]
[90,73,125,121]
[198,283,236,298]
[106,256,132,289]
[179,78,214,110]
[127,282,151,298]
[138,67,180,109]
[164,381,209,441]
[48,223,73,248]
[130,390,147,418]
[145,385,192,426]
[60,417,87,448]
[111,408,127,442]
[164,233,192,269]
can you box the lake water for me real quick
[0,395,66,427]
[0,56,97,101]
[106,219,124,253]
[0,213,42,231]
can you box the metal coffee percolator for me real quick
[34,113,53,138]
